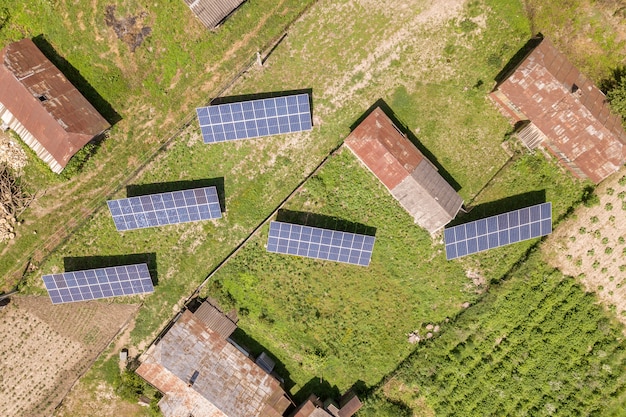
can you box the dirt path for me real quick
[324,0,466,108]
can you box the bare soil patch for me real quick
[544,168,626,325]
[54,381,144,417]
[104,5,152,52]
[0,296,138,417]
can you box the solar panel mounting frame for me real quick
[444,202,552,260]
[196,93,312,143]
[42,263,154,305]
[266,221,375,267]
[107,186,222,231]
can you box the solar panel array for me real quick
[107,187,221,231]
[42,264,154,305]
[444,202,552,260]
[196,93,312,143]
[266,221,375,266]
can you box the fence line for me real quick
[8,0,321,288]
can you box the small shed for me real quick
[119,348,128,363]
[0,39,110,173]
[182,0,246,29]
[344,107,463,234]
[490,35,626,183]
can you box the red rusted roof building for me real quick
[490,36,626,184]
[182,0,246,29]
[136,300,292,417]
[0,39,110,173]
[345,107,463,234]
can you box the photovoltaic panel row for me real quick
[107,186,221,231]
[444,202,552,260]
[196,93,312,143]
[266,221,375,267]
[42,264,154,305]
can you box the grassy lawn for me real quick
[203,148,476,400]
[8,0,626,415]
[0,0,317,289]
[20,0,534,353]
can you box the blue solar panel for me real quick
[42,264,154,305]
[266,221,375,266]
[444,202,552,260]
[107,186,221,231]
[196,94,312,143]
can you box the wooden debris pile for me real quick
[0,134,28,172]
[0,164,31,242]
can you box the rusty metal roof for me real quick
[345,107,463,233]
[0,39,110,170]
[182,0,246,29]
[491,36,626,183]
[345,108,423,189]
[194,300,238,339]
[137,310,290,417]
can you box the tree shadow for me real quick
[276,209,376,236]
[599,65,626,94]
[209,88,314,125]
[493,34,543,87]
[31,34,122,126]
[63,253,158,286]
[349,99,462,192]
[448,190,546,227]
[126,177,225,213]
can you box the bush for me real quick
[60,142,98,179]
[605,68,626,125]
[582,188,600,207]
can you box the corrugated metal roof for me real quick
[345,107,463,233]
[136,310,290,417]
[491,36,626,183]
[182,0,246,29]
[194,300,238,339]
[344,108,423,190]
[0,39,110,171]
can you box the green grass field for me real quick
[6,0,626,415]
[360,254,626,416]
[0,0,317,289]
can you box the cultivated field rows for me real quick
[0,296,138,416]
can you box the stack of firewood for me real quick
[0,164,31,242]
[0,135,27,171]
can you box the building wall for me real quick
[0,102,63,173]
